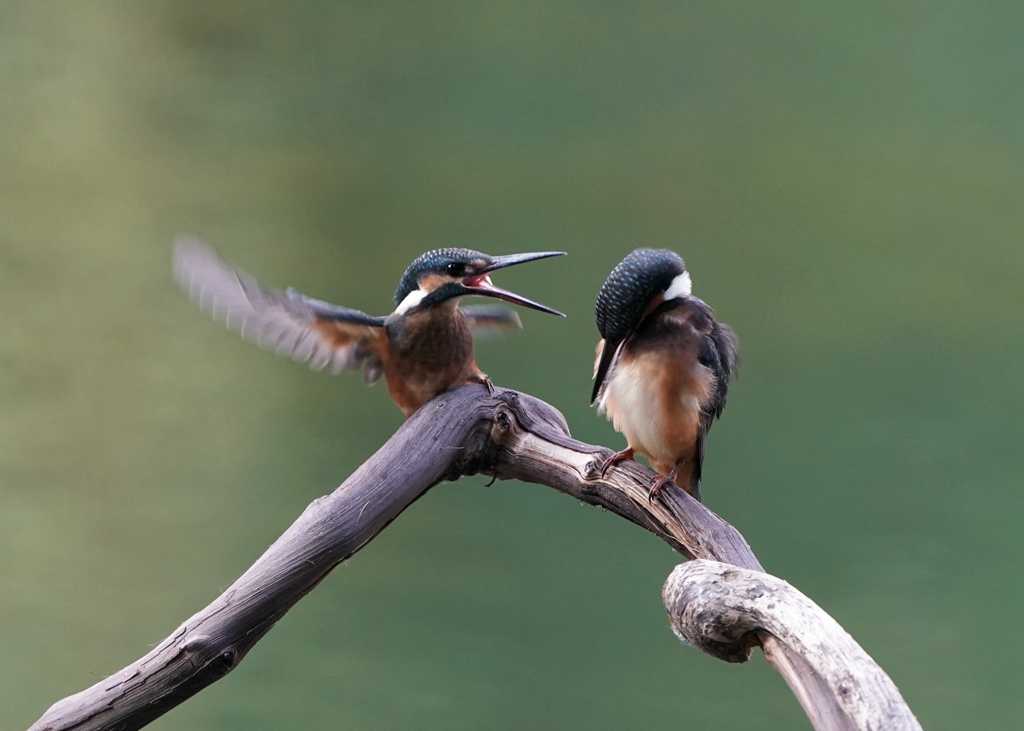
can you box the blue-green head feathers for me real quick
[595,248,688,341]
[394,248,489,305]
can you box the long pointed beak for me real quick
[463,251,566,316]
[480,251,565,273]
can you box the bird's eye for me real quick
[446,262,466,277]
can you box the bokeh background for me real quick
[3,2,1023,729]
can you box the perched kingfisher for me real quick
[591,248,739,502]
[173,236,565,417]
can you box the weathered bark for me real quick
[30,385,920,731]
[663,561,922,731]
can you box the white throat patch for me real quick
[394,287,429,315]
[664,271,692,300]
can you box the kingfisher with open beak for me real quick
[173,236,565,417]
[591,248,739,502]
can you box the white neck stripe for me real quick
[664,271,692,300]
[394,288,428,315]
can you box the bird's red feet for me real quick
[648,473,675,502]
[648,459,685,502]
[599,447,635,477]
[470,375,495,395]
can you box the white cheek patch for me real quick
[664,271,692,300]
[394,287,428,315]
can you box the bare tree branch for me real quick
[30,385,920,731]
[663,561,922,731]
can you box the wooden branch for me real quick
[31,385,920,731]
[663,561,922,731]
[30,386,499,731]
[476,389,916,730]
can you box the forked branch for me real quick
[30,385,920,731]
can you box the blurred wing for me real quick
[460,305,522,340]
[173,235,388,382]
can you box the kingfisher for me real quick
[591,248,739,502]
[173,236,565,417]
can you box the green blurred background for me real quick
[3,2,1022,729]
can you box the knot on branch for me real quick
[443,423,500,482]
[180,634,212,653]
[176,634,242,678]
[661,560,765,663]
[438,386,574,485]
[430,384,514,482]
[494,388,571,440]
[208,648,241,677]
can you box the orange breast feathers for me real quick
[595,339,716,475]
[381,305,484,416]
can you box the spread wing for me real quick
[173,235,388,383]
[460,305,522,340]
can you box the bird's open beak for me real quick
[462,252,566,316]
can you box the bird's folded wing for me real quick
[693,304,740,484]
[460,305,523,340]
[173,235,388,383]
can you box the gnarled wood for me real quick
[30,385,919,731]
[663,561,922,731]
